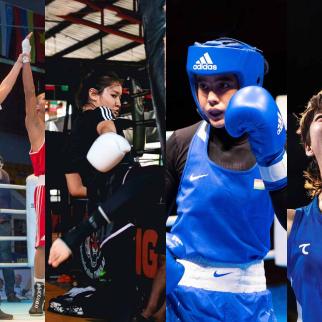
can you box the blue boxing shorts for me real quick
[166,260,276,322]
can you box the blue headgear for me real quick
[186,37,266,121]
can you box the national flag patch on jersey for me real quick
[253,178,265,190]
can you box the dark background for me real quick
[288,0,322,209]
[166,0,287,130]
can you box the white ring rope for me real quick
[0,209,26,214]
[0,178,37,268]
[0,263,30,268]
[0,183,26,190]
[0,236,27,241]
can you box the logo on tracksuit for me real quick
[299,243,311,255]
[189,173,209,182]
[213,271,232,278]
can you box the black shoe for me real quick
[29,282,45,316]
[7,293,21,302]
[0,308,13,320]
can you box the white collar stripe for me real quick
[99,106,108,120]
[106,107,113,120]
[99,106,114,120]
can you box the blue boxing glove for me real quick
[225,86,287,191]
[166,233,186,295]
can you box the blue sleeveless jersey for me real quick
[288,196,322,322]
[171,122,274,264]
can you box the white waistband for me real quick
[178,259,266,293]
[37,175,45,186]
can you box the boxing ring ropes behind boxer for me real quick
[0,175,43,320]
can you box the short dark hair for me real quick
[297,91,322,198]
[76,71,123,109]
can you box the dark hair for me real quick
[0,155,3,163]
[76,71,123,109]
[297,91,322,198]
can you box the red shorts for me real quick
[34,182,45,248]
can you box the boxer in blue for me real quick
[166,38,287,321]
[288,91,322,322]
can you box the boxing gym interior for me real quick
[45,1,164,321]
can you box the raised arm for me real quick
[0,54,23,104]
[22,33,44,151]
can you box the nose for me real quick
[207,91,219,106]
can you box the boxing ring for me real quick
[0,177,44,321]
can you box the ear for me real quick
[305,144,315,157]
[88,88,99,102]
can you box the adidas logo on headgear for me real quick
[193,52,217,70]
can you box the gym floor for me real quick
[45,282,106,322]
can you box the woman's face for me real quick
[90,83,122,117]
[196,74,239,128]
[306,111,322,168]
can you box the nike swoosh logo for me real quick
[213,271,232,278]
[189,174,208,181]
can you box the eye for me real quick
[198,82,209,91]
[314,113,322,121]
[217,81,231,90]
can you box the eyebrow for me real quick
[196,76,235,82]
[110,89,122,95]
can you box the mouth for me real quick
[208,109,224,120]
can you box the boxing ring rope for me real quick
[0,209,26,214]
[0,237,27,241]
[0,183,26,190]
[0,176,37,268]
[166,215,285,266]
